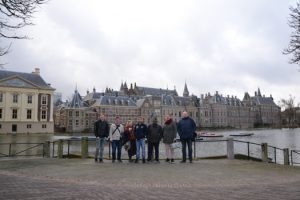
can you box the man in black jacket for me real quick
[94,114,109,163]
[147,117,162,163]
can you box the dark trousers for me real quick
[148,142,160,161]
[112,140,122,160]
[128,140,136,159]
[181,139,193,161]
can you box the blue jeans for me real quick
[136,139,145,160]
[111,140,122,160]
[95,137,106,159]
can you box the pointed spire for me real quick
[70,86,83,108]
[120,81,124,91]
[257,87,261,97]
[123,81,128,89]
[183,81,189,97]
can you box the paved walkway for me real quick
[0,158,300,200]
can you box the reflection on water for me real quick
[1,129,300,164]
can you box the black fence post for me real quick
[247,142,250,159]
[9,144,12,157]
[291,150,293,166]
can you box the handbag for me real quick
[124,141,131,151]
[171,142,182,149]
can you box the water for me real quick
[1,128,300,164]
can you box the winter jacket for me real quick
[123,125,135,143]
[94,120,109,138]
[162,120,177,144]
[177,117,196,140]
[147,123,163,143]
[134,123,147,140]
[109,124,124,141]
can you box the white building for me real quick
[0,68,55,134]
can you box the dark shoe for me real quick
[147,159,152,162]
[142,159,146,163]
[118,159,123,163]
[112,159,115,163]
[165,158,170,162]
[189,160,193,163]
[180,160,186,163]
[99,159,103,163]
[155,160,160,163]
[171,159,175,163]
[95,158,98,162]
[135,159,139,163]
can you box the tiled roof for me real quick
[251,96,276,106]
[136,86,178,96]
[69,90,86,108]
[0,70,54,90]
[92,95,137,107]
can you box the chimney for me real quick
[33,68,40,75]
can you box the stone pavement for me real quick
[0,158,300,200]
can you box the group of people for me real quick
[94,111,196,164]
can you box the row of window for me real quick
[0,108,47,120]
[0,93,48,105]
[0,124,47,130]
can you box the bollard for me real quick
[261,143,268,162]
[227,137,234,159]
[283,148,290,165]
[81,137,89,159]
[57,139,64,158]
[43,141,51,158]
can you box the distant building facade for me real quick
[0,68,55,134]
[54,82,281,132]
[199,89,281,128]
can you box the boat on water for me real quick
[229,133,254,137]
[197,132,224,138]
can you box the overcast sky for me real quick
[1,0,300,104]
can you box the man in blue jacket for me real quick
[134,116,148,163]
[177,111,196,163]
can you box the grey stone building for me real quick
[54,82,281,132]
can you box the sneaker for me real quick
[118,159,123,163]
[165,158,170,162]
[99,159,103,163]
[180,160,186,163]
[135,159,139,163]
[171,159,175,163]
[95,158,98,162]
[142,159,146,164]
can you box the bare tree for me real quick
[283,2,300,68]
[280,95,299,127]
[0,0,47,56]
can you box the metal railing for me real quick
[0,138,292,166]
[0,142,45,157]
[50,138,112,159]
[291,150,300,165]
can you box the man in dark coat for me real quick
[177,111,196,163]
[147,117,163,163]
[94,114,110,163]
